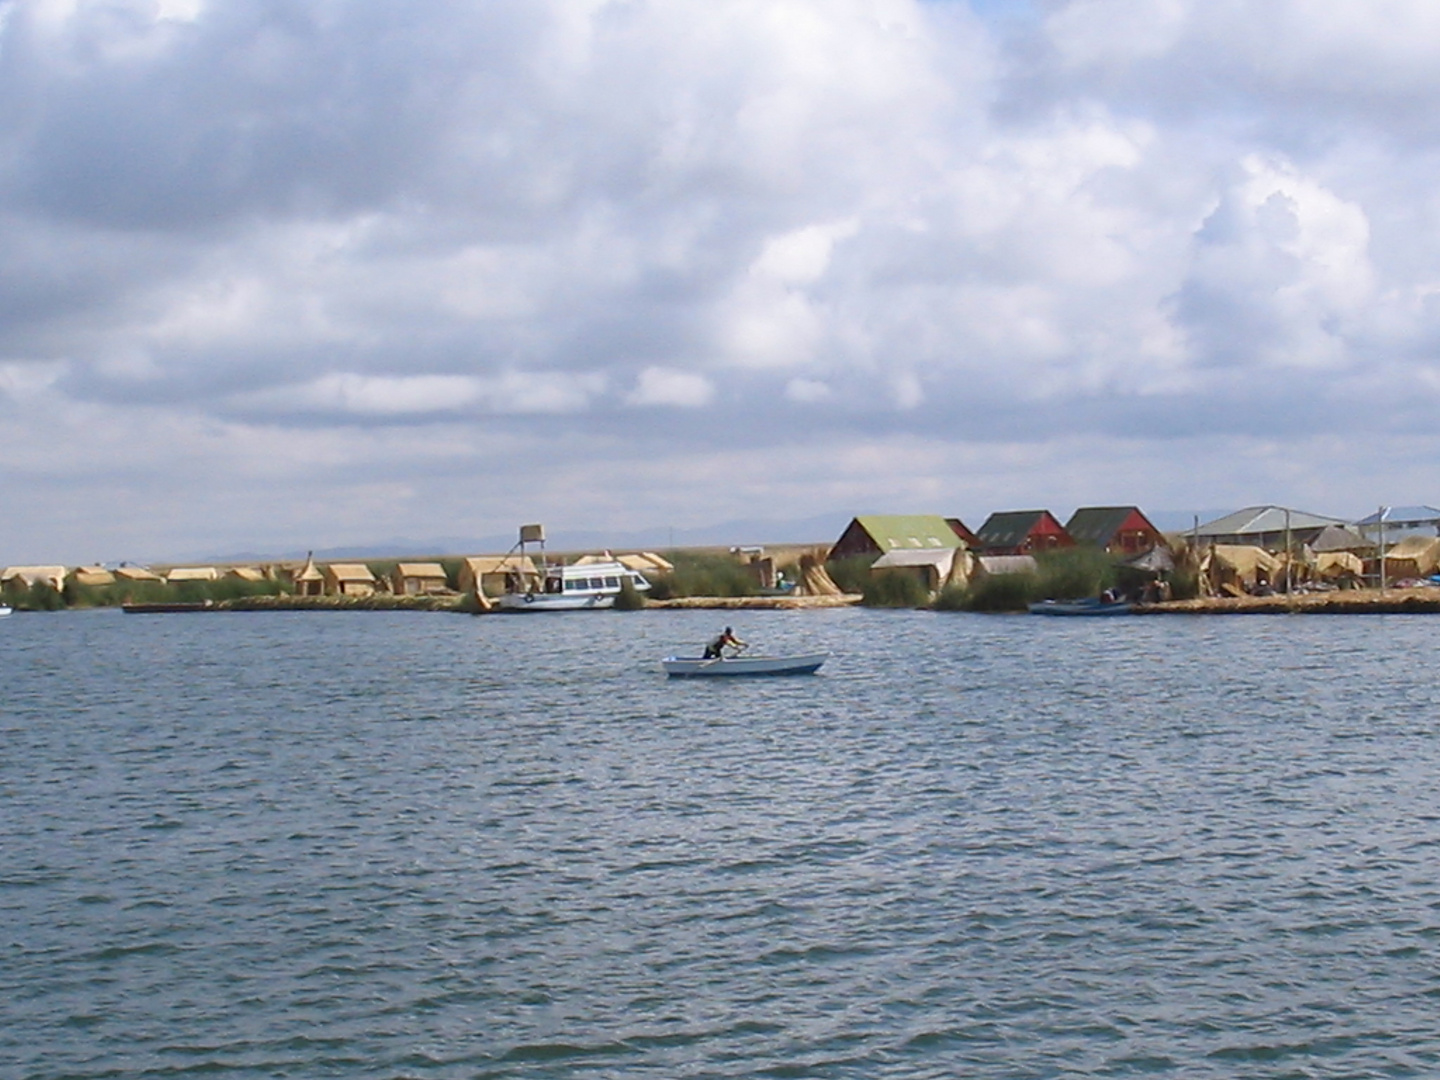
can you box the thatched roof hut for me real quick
[458,555,539,598]
[2,565,67,590]
[392,562,449,596]
[70,566,115,587]
[323,563,376,597]
[1374,536,1440,580]
[1201,545,1280,596]
[114,565,162,582]
[166,567,219,583]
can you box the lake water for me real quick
[5,606,1440,1078]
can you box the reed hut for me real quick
[226,567,267,583]
[1,565,67,590]
[114,565,162,582]
[391,562,449,596]
[1315,551,1364,586]
[458,555,539,599]
[323,563,376,597]
[617,552,674,574]
[1372,536,1440,580]
[1201,545,1280,596]
[70,566,115,587]
[166,567,219,583]
[291,554,324,596]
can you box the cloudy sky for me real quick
[3,0,1440,561]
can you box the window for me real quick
[604,576,619,588]
[564,579,578,591]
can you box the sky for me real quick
[4,0,1440,562]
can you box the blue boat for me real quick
[1027,598,1133,616]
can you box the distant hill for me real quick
[195,512,854,564]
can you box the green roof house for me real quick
[828,515,972,563]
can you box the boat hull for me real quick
[496,593,616,611]
[1028,599,1132,616]
[662,654,827,677]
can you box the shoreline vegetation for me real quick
[7,546,1440,616]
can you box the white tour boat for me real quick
[497,559,651,612]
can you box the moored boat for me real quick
[496,560,651,611]
[662,653,827,677]
[122,600,217,614]
[1028,598,1132,616]
[0,604,11,617]
[492,523,653,612]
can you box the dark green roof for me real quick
[1065,506,1149,547]
[975,510,1049,549]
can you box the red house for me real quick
[1064,506,1165,555]
[946,518,979,548]
[974,510,1074,555]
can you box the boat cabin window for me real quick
[563,579,578,591]
[588,577,603,589]
[603,576,619,588]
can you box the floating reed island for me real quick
[1136,588,1440,616]
[12,504,1440,616]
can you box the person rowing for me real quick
[703,626,747,659]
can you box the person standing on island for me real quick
[703,627,746,659]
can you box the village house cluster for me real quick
[825,504,1440,596]
[0,551,677,603]
[5,504,1437,605]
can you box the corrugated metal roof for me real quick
[853,515,965,551]
[1353,505,1440,527]
[1195,506,1347,536]
[872,548,956,569]
[1311,524,1374,552]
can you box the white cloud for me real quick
[243,371,603,417]
[626,366,714,408]
[785,377,832,403]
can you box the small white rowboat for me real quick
[662,653,827,678]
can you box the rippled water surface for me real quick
[6,607,1440,1078]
